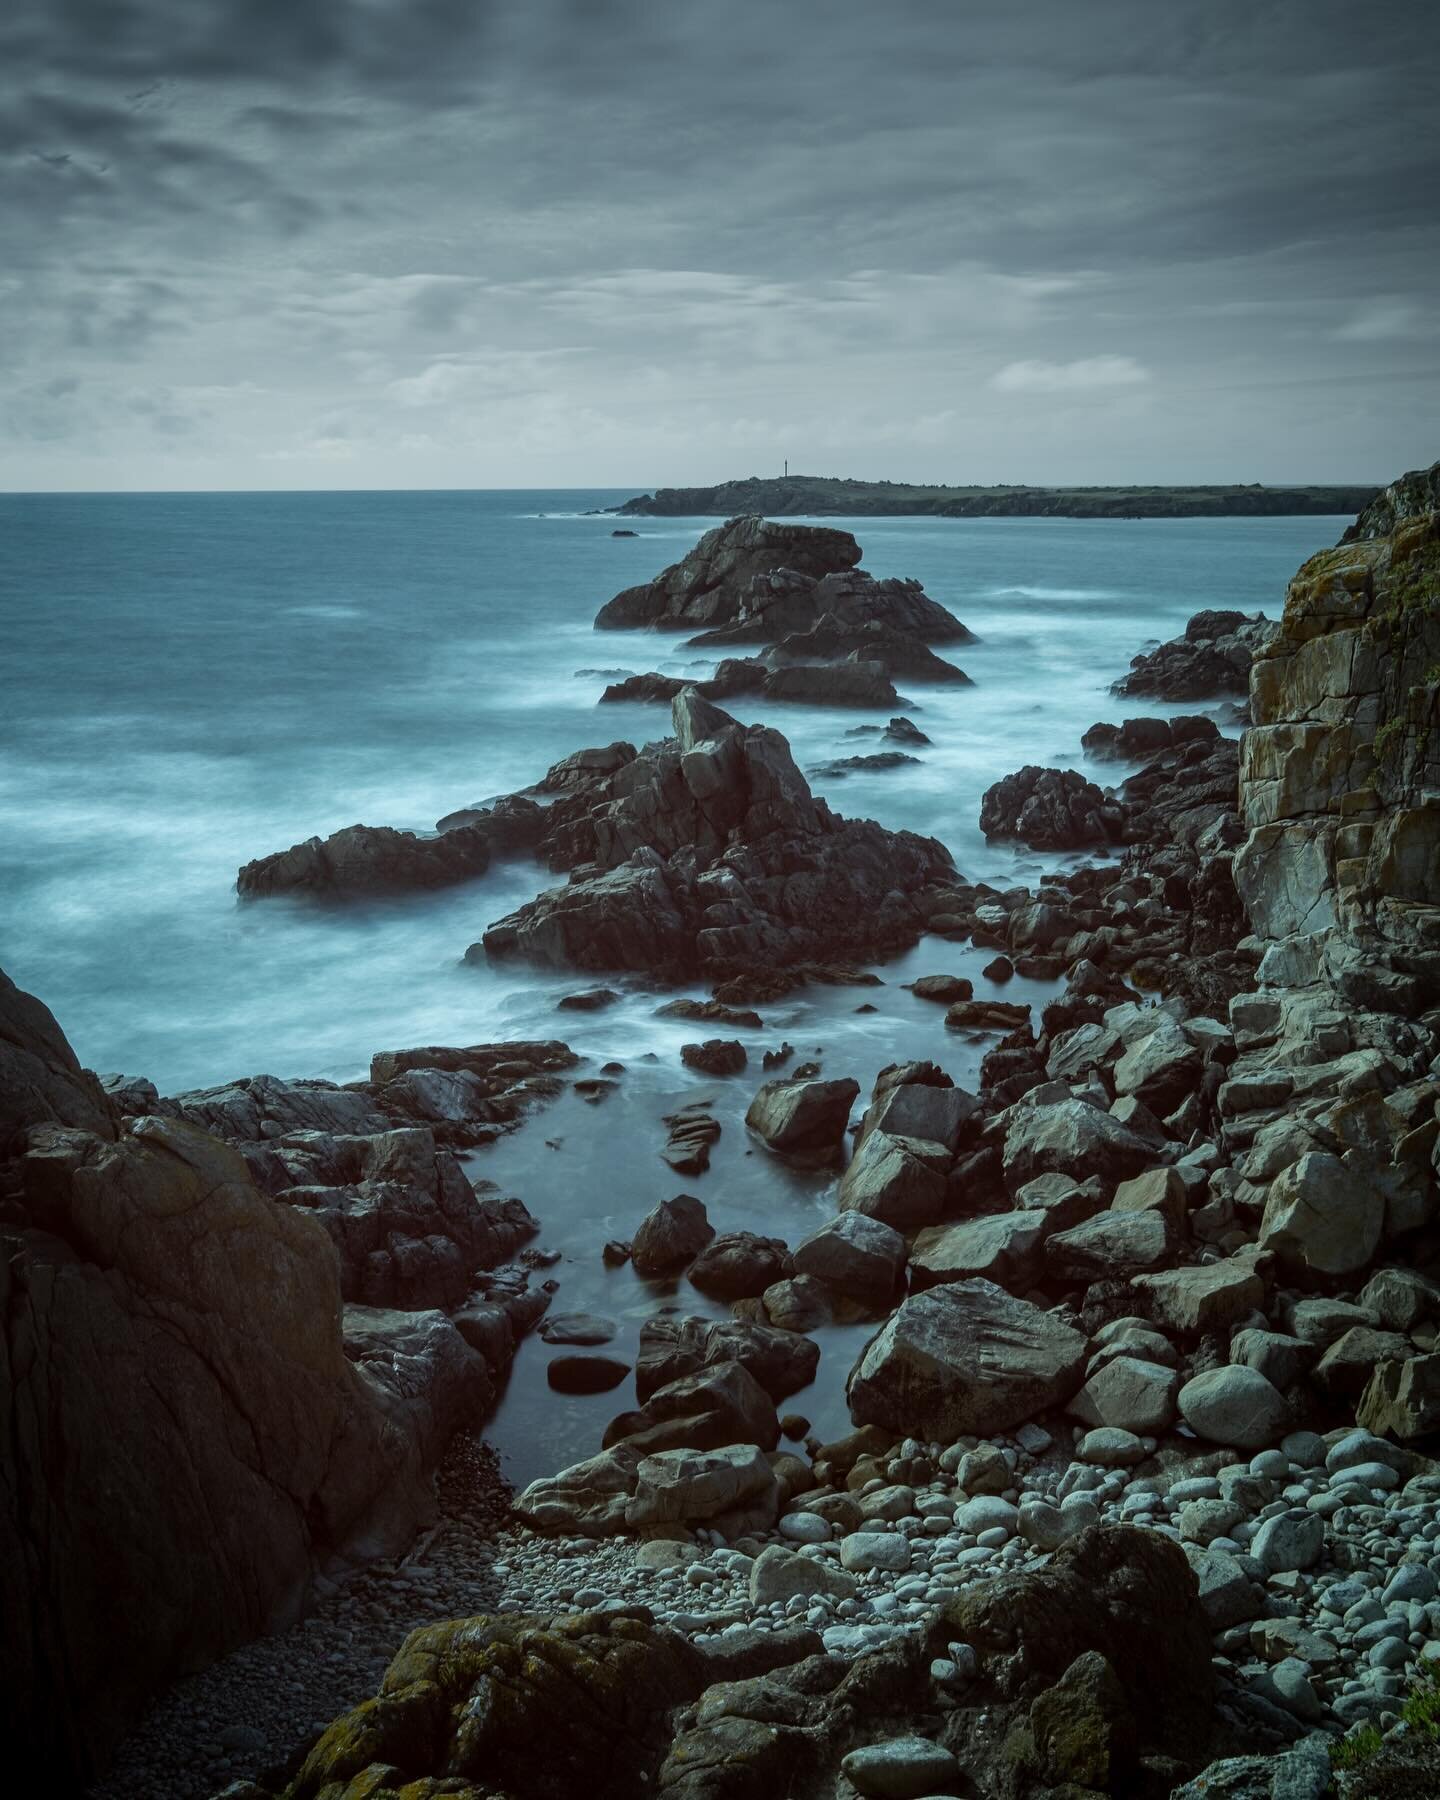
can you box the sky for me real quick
[3,0,1437,491]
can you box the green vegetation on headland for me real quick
[612,473,1381,520]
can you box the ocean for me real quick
[0,489,1342,1479]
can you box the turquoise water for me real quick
[0,491,1340,1093]
[0,491,1346,1478]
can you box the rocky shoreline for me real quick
[3,462,1438,1798]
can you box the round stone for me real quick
[777,1511,831,1545]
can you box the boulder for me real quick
[625,1444,781,1530]
[1357,1353,1440,1441]
[1002,1100,1154,1193]
[792,1211,906,1307]
[1177,1366,1288,1449]
[680,1038,747,1076]
[604,1359,779,1454]
[748,1544,858,1607]
[1112,1017,1203,1117]
[514,1445,644,1534]
[1259,1151,1385,1279]
[688,1231,793,1299]
[1,1100,445,1783]
[635,1315,819,1403]
[1134,1256,1267,1336]
[631,1194,715,1276]
[860,1078,977,1153]
[546,1354,631,1395]
[1114,609,1272,700]
[838,1129,950,1229]
[909,1211,1048,1292]
[1068,1356,1180,1435]
[846,1278,1088,1437]
[744,1076,859,1167]
[1044,1208,1179,1281]
[237,818,501,899]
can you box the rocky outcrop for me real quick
[687,562,975,650]
[764,616,972,681]
[479,689,952,978]
[600,653,908,710]
[979,765,1125,849]
[1114,608,1274,700]
[594,514,862,630]
[0,966,118,1152]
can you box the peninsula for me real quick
[612,474,1381,520]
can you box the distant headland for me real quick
[609,473,1381,520]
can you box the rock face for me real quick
[979,765,1124,850]
[1233,459,1440,954]
[480,690,952,978]
[0,966,118,1152]
[1114,609,1274,700]
[594,514,862,630]
[846,1278,1088,1437]
[0,974,474,1784]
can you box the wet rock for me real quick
[547,1354,631,1394]
[979,764,1123,849]
[655,997,764,1029]
[837,1128,950,1229]
[1044,1207,1180,1280]
[631,1194,715,1276]
[1002,1098,1154,1192]
[744,1075,859,1167]
[558,986,622,1011]
[605,1358,779,1453]
[681,1038,747,1076]
[841,1737,959,1798]
[907,973,973,1003]
[792,1210,906,1308]
[661,1105,722,1175]
[688,1231,793,1300]
[909,1210,1047,1291]
[1115,608,1272,700]
[594,514,863,631]
[635,1314,819,1403]
[237,818,502,899]
[847,1278,1087,1437]
[626,1443,781,1530]
[538,1311,618,1347]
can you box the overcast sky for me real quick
[3,0,1436,491]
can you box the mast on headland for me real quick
[784,460,788,477]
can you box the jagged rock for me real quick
[1001,1099,1154,1192]
[236,816,517,899]
[847,1278,1087,1437]
[1083,714,1219,760]
[681,1038,747,1076]
[363,1039,578,1146]
[979,764,1122,849]
[594,514,862,630]
[946,998,1032,1031]
[687,558,974,649]
[479,692,952,979]
[631,1194,715,1275]
[661,1105,722,1175]
[0,968,118,1151]
[859,1074,977,1153]
[1115,609,1273,700]
[808,749,922,777]
[1112,1015,1203,1116]
[1357,1353,1440,1441]
[656,997,764,1029]
[744,1075,859,1166]
[791,1211,906,1307]
[767,615,971,681]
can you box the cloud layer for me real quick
[3,0,1436,488]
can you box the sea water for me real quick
[0,490,1342,1479]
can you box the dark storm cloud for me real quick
[1,0,1435,486]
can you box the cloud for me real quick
[989,355,1152,393]
[1335,299,1428,342]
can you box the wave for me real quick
[985,585,1118,600]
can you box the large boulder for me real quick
[237,818,504,899]
[513,1445,643,1535]
[745,1076,859,1167]
[631,1194,715,1276]
[909,1211,1048,1291]
[1,1098,445,1784]
[846,1279,1088,1437]
[837,1128,951,1229]
[625,1443,782,1531]
[594,515,862,631]
[1177,1366,1289,1449]
[688,1231,793,1300]
[1002,1099,1154,1193]
[1259,1151,1385,1279]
